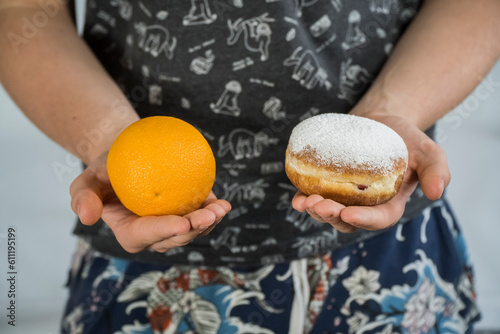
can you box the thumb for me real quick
[414,140,451,201]
[69,168,105,225]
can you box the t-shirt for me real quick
[74,0,435,266]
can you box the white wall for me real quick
[0,3,499,331]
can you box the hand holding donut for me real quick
[290,113,450,233]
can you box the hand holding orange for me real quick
[107,116,216,217]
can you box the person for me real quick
[1,0,499,333]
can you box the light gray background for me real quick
[0,2,499,333]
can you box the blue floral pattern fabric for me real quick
[62,200,479,334]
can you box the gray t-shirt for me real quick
[74,0,435,266]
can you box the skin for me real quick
[1,0,499,251]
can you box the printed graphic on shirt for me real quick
[233,57,255,71]
[294,0,320,17]
[218,128,279,160]
[183,0,217,26]
[309,14,332,38]
[277,192,322,231]
[342,10,368,51]
[227,13,275,61]
[148,84,162,105]
[79,0,430,267]
[262,96,286,120]
[330,0,343,12]
[293,230,339,258]
[216,178,269,209]
[190,49,215,75]
[367,0,400,15]
[210,227,274,254]
[210,81,243,117]
[109,0,133,21]
[134,22,177,59]
[283,47,332,90]
[338,58,372,104]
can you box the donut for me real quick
[285,113,408,206]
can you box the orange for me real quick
[107,116,216,216]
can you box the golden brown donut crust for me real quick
[285,149,406,206]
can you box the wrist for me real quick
[78,113,139,165]
[349,81,426,130]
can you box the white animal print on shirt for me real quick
[309,15,332,38]
[262,97,286,120]
[183,0,217,26]
[190,49,215,75]
[294,0,319,17]
[227,13,275,61]
[210,80,242,117]
[135,22,177,59]
[221,179,270,209]
[283,47,332,90]
[338,58,372,104]
[110,0,132,21]
[342,10,367,51]
[218,129,279,160]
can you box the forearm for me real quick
[0,2,139,164]
[352,0,500,130]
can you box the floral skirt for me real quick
[61,200,480,334]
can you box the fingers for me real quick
[314,199,345,219]
[69,169,105,226]
[293,170,418,232]
[304,195,327,222]
[292,191,308,212]
[113,215,192,253]
[313,199,357,233]
[111,199,231,254]
[340,174,418,230]
[414,140,451,200]
[295,192,357,233]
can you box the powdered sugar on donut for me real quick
[288,113,408,173]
